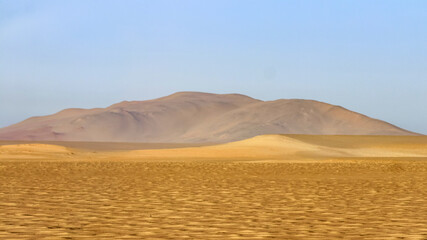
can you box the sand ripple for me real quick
[1,161,427,239]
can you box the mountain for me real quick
[0,92,418,142]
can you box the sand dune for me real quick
[119,134,427,161]
[120,135,324,161]
[0,143,70,153]
[0,92,417,143]
[2,135,426,162]
[0,144,74,160]
[0,140,208,152]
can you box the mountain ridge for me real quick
[0,92,418,142]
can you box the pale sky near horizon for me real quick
[1,0,426,134]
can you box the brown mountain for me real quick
[0,92,417,142]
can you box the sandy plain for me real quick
[1,135,427,239]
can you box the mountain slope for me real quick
[0,92,417,142]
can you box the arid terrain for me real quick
[1,135,427,239]
[0,92,417,143]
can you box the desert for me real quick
[3,1,427,239]
[1,135,427,239]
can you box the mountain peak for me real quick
[160,91,260,101]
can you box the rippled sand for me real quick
[1,135,427,239]
[1,160,427,239]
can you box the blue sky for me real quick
[1,0,426,133]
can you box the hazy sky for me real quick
[1,0,426,134]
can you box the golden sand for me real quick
[1,135,427,239]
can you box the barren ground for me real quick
[1,135,427,239]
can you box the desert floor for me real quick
[1,135,427,239]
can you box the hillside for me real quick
[0,92,417,142]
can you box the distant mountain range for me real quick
[0,92,418,143]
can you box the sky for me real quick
[0,0,426,134]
